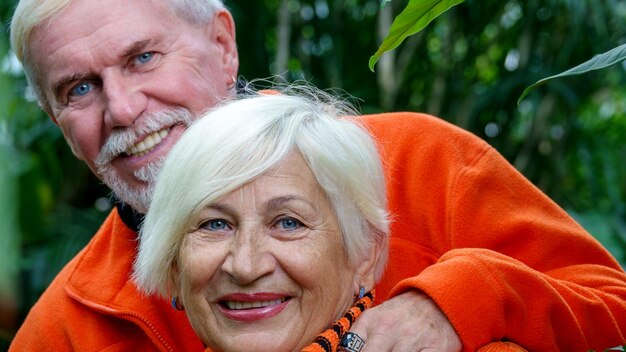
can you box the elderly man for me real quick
[9,0,626,351]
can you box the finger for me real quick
[348,321,396,351]
[358,330,395,352]
[347,308,397,352]
[345,311,369,349]
[338,331,367,352]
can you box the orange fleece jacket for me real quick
[10,112,626,351]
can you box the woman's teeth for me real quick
[125,129,169,157]
[224,299,285,310]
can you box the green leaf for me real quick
[518,43,626,105]
[369,0,465,72]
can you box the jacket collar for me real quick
[65,208,143,308]
[114,200,144,233]
[63,208,202,351]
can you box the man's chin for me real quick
[117,195,149,214]
[99,158,164,214]
[103,178,153,214]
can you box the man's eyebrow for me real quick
[53,72,91,101]
[122,39,153,57]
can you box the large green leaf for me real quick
[518,43,626,105]
[369,0,465,72]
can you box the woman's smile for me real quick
[216,293,292,322]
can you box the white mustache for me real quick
[95,108,194,168]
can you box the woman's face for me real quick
[177,152,365,352]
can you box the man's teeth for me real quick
[125,129,169,157]
[224,299,285,310]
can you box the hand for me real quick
[348,290,462,352]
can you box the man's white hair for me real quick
[9,0,225,110]
[133,85,390,297]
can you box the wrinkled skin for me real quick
[349,291,462,352]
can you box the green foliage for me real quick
[369,0,465,71]
[518,43,626,104]
[0,2,109,345]
[0,40,21,352]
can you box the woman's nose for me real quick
[102,70,147,128]
[221,226,276,285]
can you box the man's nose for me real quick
[221,226,276,285]
[102,69,147,127]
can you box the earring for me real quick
[358,286,365,299]
[171,296,185,311]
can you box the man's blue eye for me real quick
[136,52,153,64]
[279,218,301,230]
[71,83,92,96]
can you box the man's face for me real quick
[29,0,238,212]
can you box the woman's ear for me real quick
[353,240,384,295]
[167,258,187,310]
[168,257,181,298]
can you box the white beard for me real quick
[100,156,165,213]
[95,108,193,213]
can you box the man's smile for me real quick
[125,128,170,157]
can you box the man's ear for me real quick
[210,9,239,81]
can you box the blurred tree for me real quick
[0,1,111,348]
[1,0,624,347]
[231,0,626,264]
[0,35,21,347]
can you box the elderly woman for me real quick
[133,87,390,352]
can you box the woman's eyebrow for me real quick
[265,196,310,211]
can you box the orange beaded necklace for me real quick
[301,290,374,352]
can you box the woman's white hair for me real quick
[133,85,390,297]
[9,0,224,109]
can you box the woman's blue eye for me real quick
[136,52,153,64]
[71,83,92,97]
[278,218,301,230]
[204,219,229,231]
